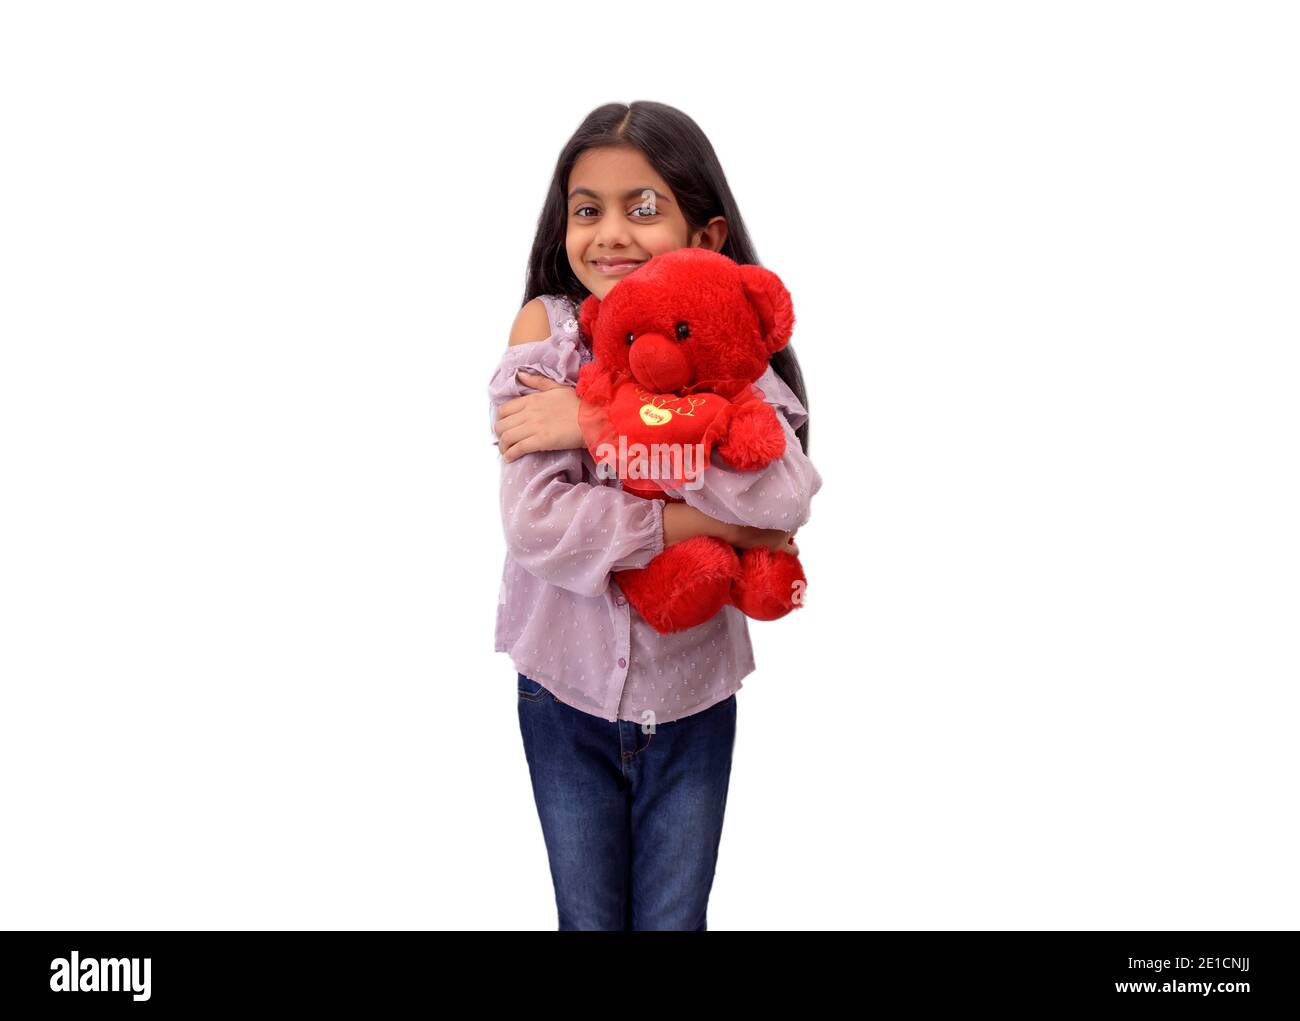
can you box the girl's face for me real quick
[565,145,728,300]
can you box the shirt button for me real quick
[617,657,626,668]
[616,595,627,606]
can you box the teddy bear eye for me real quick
[625,331,635,345]
[675,321,690,341]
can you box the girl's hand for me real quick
[494,372,584,461]
[731,525,799,557]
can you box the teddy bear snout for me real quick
[628,334,693,393]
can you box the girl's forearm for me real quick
[663,502,799,555]
[663,503,737,546]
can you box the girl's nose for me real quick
[596,226,632,248]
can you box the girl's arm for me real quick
[498,444,795,597]
[491,317,656,596]
[494,368,821,533]
[489,318,817,540]
[493,366,789,595]
[663,502,800,555]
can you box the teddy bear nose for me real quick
[629,334,692,393]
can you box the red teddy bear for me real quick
[575,247,807,634]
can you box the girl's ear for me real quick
[738,265,795,355]
[579,294,601,343]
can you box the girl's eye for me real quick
[574,205,657,220]
[675,321,690,341]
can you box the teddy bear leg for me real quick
[615,537,740,634]
[729,547,807,622]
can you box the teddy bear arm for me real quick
[715,398,786,472]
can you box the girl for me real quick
[488,101,822,931]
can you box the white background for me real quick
[2,1,1296,930]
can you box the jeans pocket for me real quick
[517,674,551,703]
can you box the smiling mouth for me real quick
[592,259,645,275]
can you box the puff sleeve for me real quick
[656,367,822,532]
[486,326,587,439]
[497,450,666,597]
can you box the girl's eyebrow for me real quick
[567,186,671,205]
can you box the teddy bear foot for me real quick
[615,536,739,634]
[729,547,807,622]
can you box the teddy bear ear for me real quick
[738,265,795,355]
[578,294,601,342]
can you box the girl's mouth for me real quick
[592,260,645,277]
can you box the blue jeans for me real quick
[516,672,738,931]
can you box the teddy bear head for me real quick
[578,248,794,396]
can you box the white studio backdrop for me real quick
[1,1,1296,930]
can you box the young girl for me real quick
[487,101,822,931]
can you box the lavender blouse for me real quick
[488,293,823,724]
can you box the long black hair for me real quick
[521,101,810,454]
